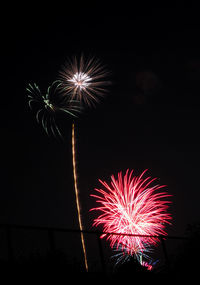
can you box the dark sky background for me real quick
[1,3,200,244]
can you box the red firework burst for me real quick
[91,169,172,259]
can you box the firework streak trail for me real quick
[72,123,88,271]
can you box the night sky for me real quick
[1,4,200,248]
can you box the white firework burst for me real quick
[59,55,110,107]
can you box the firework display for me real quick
[91,169,172,262]
[59,55,109,107]
[27,55,110,272]
[26,52,174,273]
[27,80,78,137]
[61,55,110,271]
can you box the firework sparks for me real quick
[26,80,79,137]
[72,123,88,271]
[91,169,172,261]
[59,55,110,107]
[112,242,152,266]
[141,259,159,271]
[58,55,110,271]
[27,55,111,273]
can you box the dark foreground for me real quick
[0,250,198,283]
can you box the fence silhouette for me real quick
[0,223,188,272]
